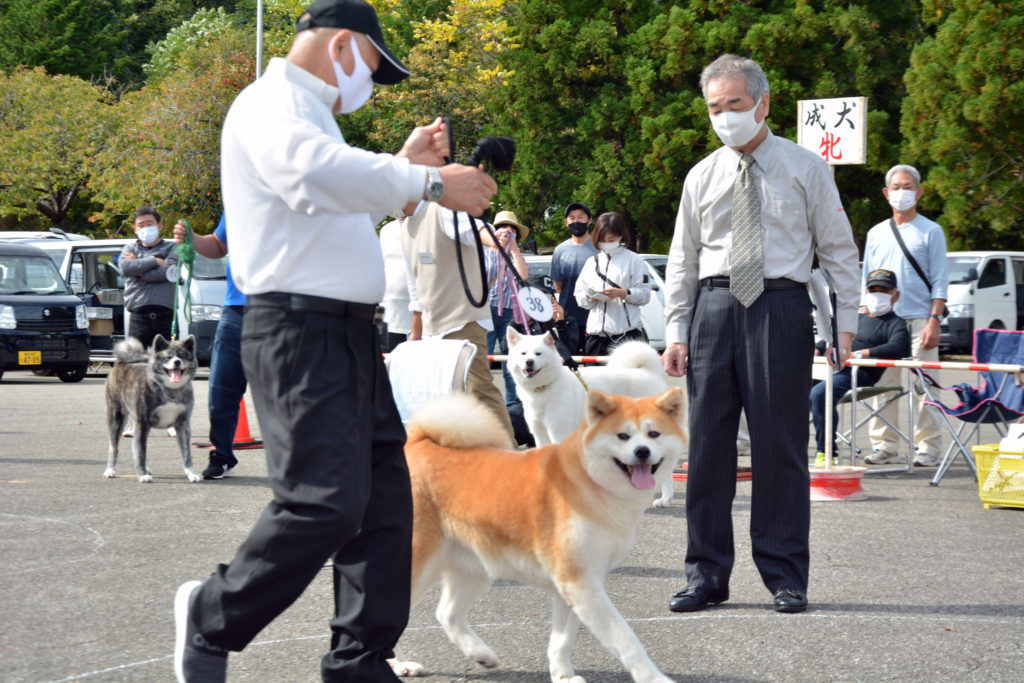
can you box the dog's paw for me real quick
[388,659,425,677]
[103,468,116,478]
[652,496,671,508]
[138,474,153,483]
[186,469,202,483]
[471,646,499,669]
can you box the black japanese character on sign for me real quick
[805,103,826,130]
[835,101,856,130]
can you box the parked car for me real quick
[32,239,227,363]
[0,228,91,242]
[0,242,90,382]
[941,251,1024,353]
[522,252,666,349]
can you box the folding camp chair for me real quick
[913,328,1024,485]
[812,359,913,471]
[385,338,477,423]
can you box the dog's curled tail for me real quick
[607,340,664,375]
[113,337,147,364]
[406,393,511,450]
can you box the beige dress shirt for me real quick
[664,129,861,345]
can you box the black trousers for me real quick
[191,303,413,681]
[583,326,645,357]
[685,283,813,595]
[128,305,173,347]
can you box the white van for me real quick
[940,251,1024,353]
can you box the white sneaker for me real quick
[168,426,177,437]
[865,449,901,465]
[914,452,941,467]
[122,426,134,438]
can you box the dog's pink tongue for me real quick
[169,368,183,382]
[630,464,656,490]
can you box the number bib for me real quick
[517,286,553,323]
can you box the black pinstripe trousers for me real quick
[685,283,813,595]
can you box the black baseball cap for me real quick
[564,202,592,219]
[866,268,898,290]
[296,0,410,85]
[525,274,556,294]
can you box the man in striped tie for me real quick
[662,54,861,614]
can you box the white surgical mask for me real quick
[330,36,374,114]
[599,240,622,255]
[864,291,893,316]
[887,189,917,212]
[136,225,160,245]
[710,104,763,148]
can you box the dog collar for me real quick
[529,381,553,393]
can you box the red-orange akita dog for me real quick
[390,389,685,683]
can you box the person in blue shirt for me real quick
[175,215,246,479]
[550,202,598,355]
[860,164,948,467]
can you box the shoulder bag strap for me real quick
[888,218,932,291]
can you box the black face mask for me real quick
[568,221,589,237]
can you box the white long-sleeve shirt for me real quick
[664,129,861,345]
[221,58,429,304]
[574,248,651,336]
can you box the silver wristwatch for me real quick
[425,167,445,202]
[853,351,864,359]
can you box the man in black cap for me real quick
[809,268,910,462]
[551,201,598,354]
[172,1,497,681]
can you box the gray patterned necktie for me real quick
[730,153,764,307]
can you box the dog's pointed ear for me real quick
[655,387,686,427]
[152,335,169,352]
[182,335,196,352]
[584,390,616,425]
[506,326,521,347]
[542,331,556,346]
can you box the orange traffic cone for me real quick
[232,398,263,450]
[192,398,263,450]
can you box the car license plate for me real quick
[18,350,42,365]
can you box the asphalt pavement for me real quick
[1,365,1022,682]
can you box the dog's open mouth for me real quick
[614,458,659,490]
[522,367,540,377]
[166,368,184,383]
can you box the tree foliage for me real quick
[0,67,118,230]
[91,26,255,236]
[495,0,922,251]
[902,0,1024,250]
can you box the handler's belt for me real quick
[701,277,803,291]
[249,292,381,323]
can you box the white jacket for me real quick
[574,248,651,336]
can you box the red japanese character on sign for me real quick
[819,132,843,162]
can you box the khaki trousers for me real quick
[443,322,516,445]
[869,317,944,456]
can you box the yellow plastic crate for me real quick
[973,444,1024,510]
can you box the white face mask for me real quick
[136,225,160,245]
[330,36,374,114]
[864,291,893,316]
[710,103,763,148]
[598,240,622,255]
[887,188,917,212]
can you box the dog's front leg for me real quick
[561,582,673,683]
[132,425,153,483]
[547,594,585,683]
[653,477,674,508]
[176,419,201,482]
[104,406,123,478]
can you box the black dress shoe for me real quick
[773,588,808,613]
[669,585,728,613]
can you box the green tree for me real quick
[91,25,256,235]
[0,67,119,231]
[0,0,133,84]
[902,0,1024,250]
[496,1,922,251]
